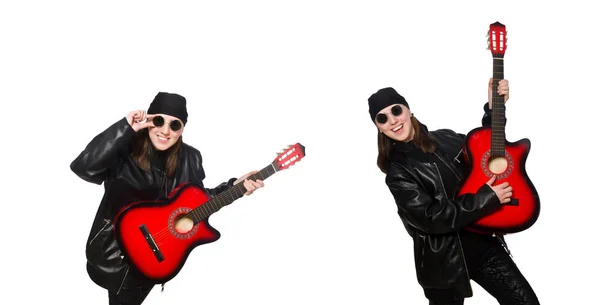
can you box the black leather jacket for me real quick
[384,104,503,298]
[70,117,236,293]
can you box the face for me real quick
[148,114,184,151]
[376,104,414,142]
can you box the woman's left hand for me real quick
[234,170,265,195]
[488,78,509,109]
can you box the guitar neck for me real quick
[188,163,278,223]
[491,55,506,157]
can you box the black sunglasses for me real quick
[152,116,183,131]
[376,105,403,124]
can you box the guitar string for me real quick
[150,183,247,244]
[150,173,262,244]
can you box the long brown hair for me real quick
[376,115,437,174]
[130,129,182,177]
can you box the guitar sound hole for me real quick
[488,157,508,174]
[174,214,194,234]
[481,150,514,180]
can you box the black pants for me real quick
[427,243,540,305]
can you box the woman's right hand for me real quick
[486,175,513,204]
[126,110,155,132]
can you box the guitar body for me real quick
[114,183,221,284]
[459,127,540,234]
[113,143,306,284]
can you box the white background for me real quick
[1,0,597,304]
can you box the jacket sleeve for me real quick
[70,117,137,185]
[206,179,237,198]
[385,164,502,235]
[188,148,237,198]
[481,102,507,127]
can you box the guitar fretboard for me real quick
[491,56,506,159]
[186,163,278,223]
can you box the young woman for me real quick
[368,80,539,305]
[71,92,265,305]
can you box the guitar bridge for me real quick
[139,224,164,262]
[506,199,519,206]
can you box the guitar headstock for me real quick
[272,143,306,171]
[487,21,507,58]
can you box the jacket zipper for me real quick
[453,149,464,164]
[88,219,112,245]
[455,234,471,284]
[151,165,168,199]
[161,173,167,198]
[433,162,471,282]
[433,151,461,181]
[115,265,130,295]
[493,234,513,257]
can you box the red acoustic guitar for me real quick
[114,143,305,284]
[458,22,540,234]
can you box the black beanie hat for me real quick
[147,92,188,125]
[368,87,410,123]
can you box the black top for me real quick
[151,147,169,171]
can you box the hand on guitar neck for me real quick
[488,78,510,109]
[233,170,265,195]
[486,174,513,204]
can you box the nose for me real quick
[159,123,170,134]
[388,114,399,125]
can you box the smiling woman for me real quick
[69,92,266,305]
[368,81,541,305]
[128,93,188,177]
